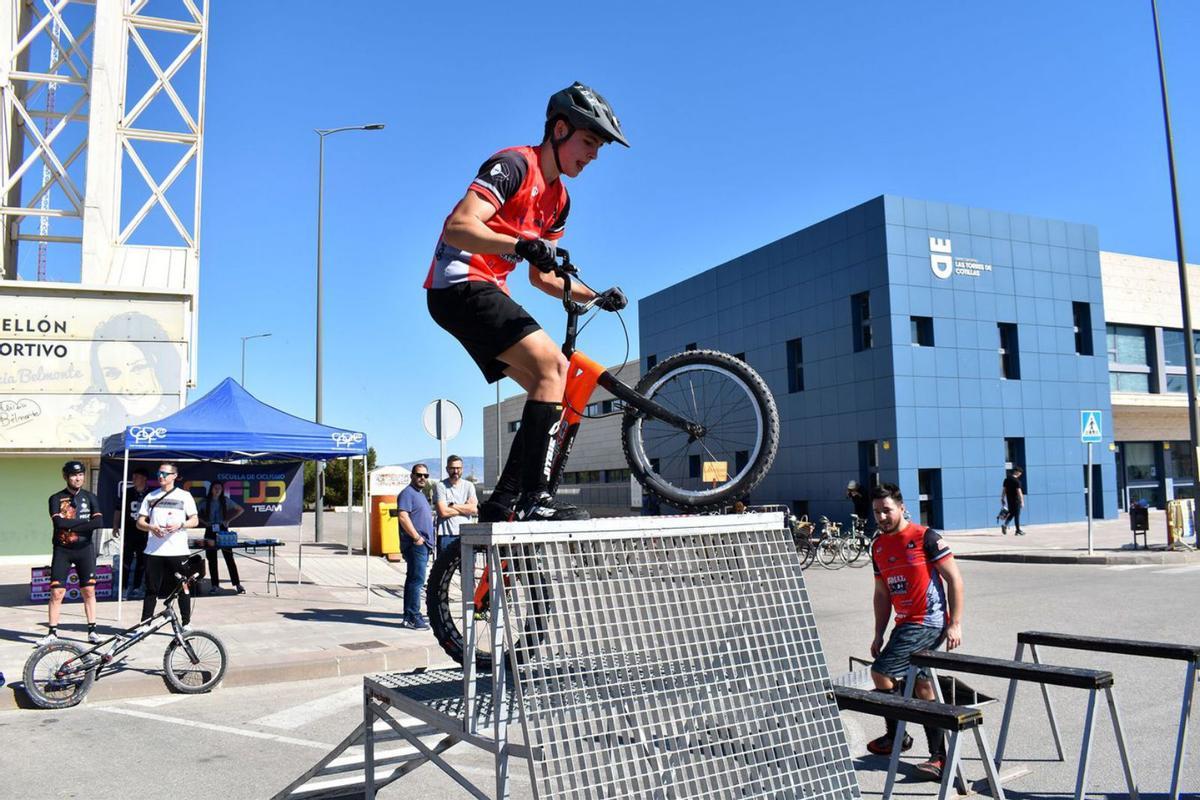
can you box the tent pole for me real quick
[118,447,130,623]
[364,455,372,606]
[346,456,353,556]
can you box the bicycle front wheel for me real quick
[817,539,846,569]
[23,642,94,709]
[622,350,779,509]
[163,630,227,693]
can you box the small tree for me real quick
[304,447,378,508]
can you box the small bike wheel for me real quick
[427,545,495,672]
[23,642,94,709]
[622,350,779,510]
[163,630,227,693]
[845,536,871,568]
[841,536,864,565]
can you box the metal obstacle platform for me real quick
[277,513,861,799]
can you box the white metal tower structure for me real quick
[36,18,60,281]
[2,0,209,385]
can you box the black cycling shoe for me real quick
[479,498,517,523]
[516,492,590,522]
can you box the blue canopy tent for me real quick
[101,378,370,618]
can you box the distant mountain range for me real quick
[398,456,487,482]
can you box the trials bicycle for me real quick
[428,250,781,669]
[23,554,228,709]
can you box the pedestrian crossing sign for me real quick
[1080,410,1103,443]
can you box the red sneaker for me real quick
[914,755,945,781]
[866,733,913,756]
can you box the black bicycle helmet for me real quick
[546,81,630,148]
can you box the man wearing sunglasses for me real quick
[396,465,435,630]
[136,463,199,628]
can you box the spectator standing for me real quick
[847,480,870,524]
[42,461,104,644]
[434,455,478,555]
[397,464,435,630]
[115,466,151,600]
[1000,467,1025,536]
[866,483,965,782]
[199,481,245,594]
[137,463,198,627]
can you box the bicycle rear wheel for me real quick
[427,545,548,672]
[622,350,779,509]
[163,630,227,693]
[817,538,846,569]
[23,642,94,709]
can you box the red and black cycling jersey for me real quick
[424,145,570,293]
[871,522,952,628]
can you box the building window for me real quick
[911,316,934,347]
[998,322,1020,380]
[688,454,701,479]
[792,500,809,521]
[646,354,657,370]
[858,441,879,487]
[1107,325,1152,392]
[733,352,746,362]
[852,292,872,352]
[685,342,697,351]
[507,420,520,433]
[918,468,942,529]
[1162,328,1200,393]
[735,450,749,474]
[585,399,622,415]
[1004,437,1027,492]
[605,468,631,483]
[1072,302,1093,356]
[786,338,804,393]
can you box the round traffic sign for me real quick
[422,399,463,441]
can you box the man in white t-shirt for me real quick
[136,463,199,625]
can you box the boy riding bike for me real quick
[425,82,629,523]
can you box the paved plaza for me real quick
[0,512,1196,798]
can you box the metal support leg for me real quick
[972,725,1007,800]
[927,667,969,795]
[883,666,918,799]
[1104,687,1139,800]
[1030,644,1065,761]
[489,548,510,800]
[1073,688,1098,800]
[994,642,1023,768]
[364,686,377,800]
[1170,661,1196,800]
[461,538,477,736]
[937,731,963,800]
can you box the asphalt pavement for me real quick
[0,511,1197,799]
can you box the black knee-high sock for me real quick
[873,686,898,738]
[489,407,530,505]
[518,400,564,496]
[924,725,945,757]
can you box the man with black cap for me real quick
[42,461,104,644]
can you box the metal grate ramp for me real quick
[489,514,860,799]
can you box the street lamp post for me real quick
[315,123,385,543]
[1149,1,1200,498]
[240,332,272,386]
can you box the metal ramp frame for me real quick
[276,513,861,799]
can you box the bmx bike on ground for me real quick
[428,250,781,670]
[22,553,228,709]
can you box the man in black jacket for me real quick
[43,461,104,644]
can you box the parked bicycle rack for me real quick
[276,513,862,799]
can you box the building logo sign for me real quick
[929,237,993,280]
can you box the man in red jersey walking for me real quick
[426,82,629,523]
[866,483,966,781]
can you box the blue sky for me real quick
[191,2,1200,469]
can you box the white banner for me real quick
[0,294,187,449]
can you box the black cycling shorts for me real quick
[50,545,97,587]
[427,282,541,383]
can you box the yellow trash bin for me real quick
[370,495,400,556]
